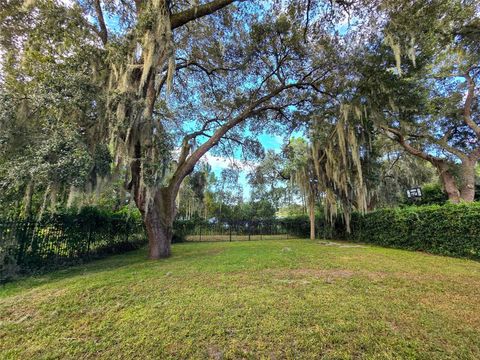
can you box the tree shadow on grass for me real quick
[1,239,309,297]
[1,247,151,297]
[1,242,235,297]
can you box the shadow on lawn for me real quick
[1,239,321,296]
[0,247,151,296]
[1,241,233,296]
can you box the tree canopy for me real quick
[1,0,479,257]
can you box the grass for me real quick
[1,239,480,359]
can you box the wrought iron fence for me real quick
[0,214,146,282]
[174,219,313,242]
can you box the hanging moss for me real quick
[94,0,177,214]
[385,33,402,75]
[309,103,369,233]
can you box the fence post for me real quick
[229,224,232,242]
[199,225,202,242]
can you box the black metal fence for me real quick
[0,214,146,282]
[1,214,338,282]
[174,219,314,242]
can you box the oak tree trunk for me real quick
[459,159,476,202]
[143,199,172,259]
[437,164,461,204]
[136,188,176,259]
[130,142,176,259]
[21,180,34,218]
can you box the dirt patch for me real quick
[202,248,225,256]
[207,345,224,360]
[0,288,67,324]
[266,268,387,284]
[286,268,355,278]
[270,269,349,285]
[318,241,366,248]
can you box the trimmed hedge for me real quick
[276,203,480,259]
[349,203,480,259]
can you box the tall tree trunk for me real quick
[50,184,58,212]
[21,180,34,218]
[460,159,476,202]
[137,188,176,259]
[143,203,169,259]
[367,196,377,212]
[437,164,460,203]
[308,197,315,240]
[144,194,173,258]
[129,141,176,259]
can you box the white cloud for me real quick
[171,147,257,172]
[202,154,257,172]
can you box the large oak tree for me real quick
[1,0,350,257]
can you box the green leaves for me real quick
[350,203,480,259]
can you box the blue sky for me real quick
[81,1,351,200]
[202,132,286,200]
[196,6,357,200]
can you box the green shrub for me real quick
[403,183,448,206]
[173,219,207,243]
[349,203,480,259]
[278,203,480,259]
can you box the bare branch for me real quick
[425,131,467,160]
[380,125,443,165]
[168,81,303,194]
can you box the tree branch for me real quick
[156,58,235,96]
[168,82,302,194]
[170,0,237,30]
[380,125,443,165]
[94,0,108,45]
[426,131,467,160]
[464,69,480,138]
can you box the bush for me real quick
[403,183,447,206]
[278,203,480,259]
[0,207,146,282]
[173,219,209,243]
[349,203,480,259]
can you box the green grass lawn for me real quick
[1,239,480,359]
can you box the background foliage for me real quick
[0,206,144,282]
[236,203,480,260]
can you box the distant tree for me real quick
[284,138,318,239]
[248,150,290,211]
